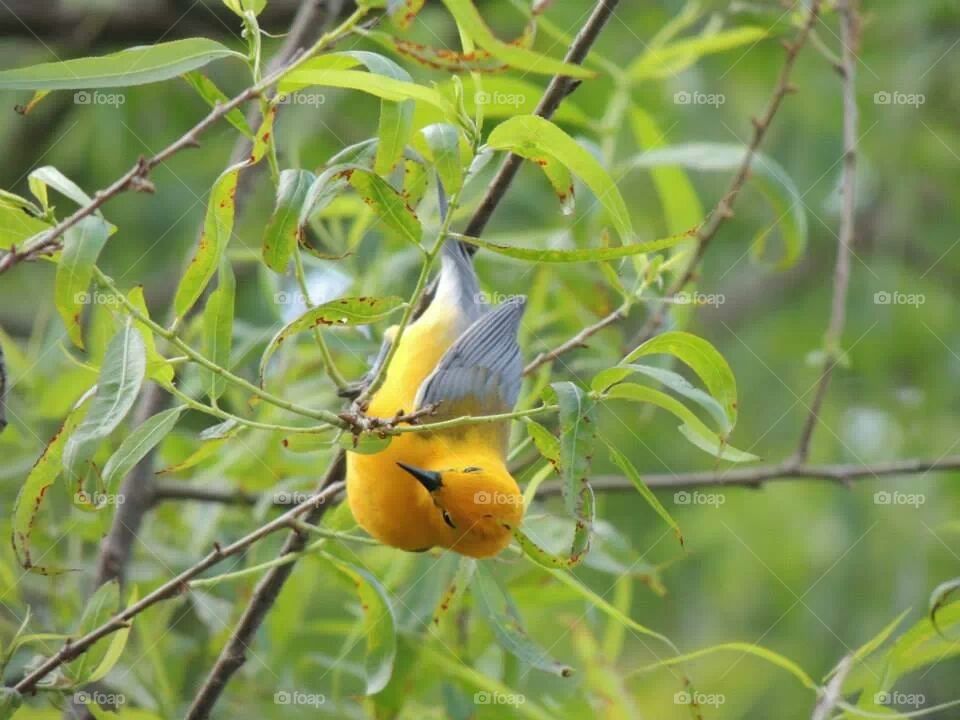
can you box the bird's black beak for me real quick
[397,462,443,492]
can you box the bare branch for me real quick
[10,481,345,695]
[811,654,853,720]
[794,0,861,463]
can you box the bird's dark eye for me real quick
[463,466,482,473]
[442,510,457,529]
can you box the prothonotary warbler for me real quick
[347,241,526,558]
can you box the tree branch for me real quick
[10,481,345,695]
[794,0,860,463]
[811,654,852,720]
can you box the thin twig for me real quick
[627,0,823,348]
[524,303,627,376]
[794,0,860,463]
[10,481,344,695]
[461,0,622,243]
[811,654,853,720]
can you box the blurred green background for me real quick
[1,1,959,718]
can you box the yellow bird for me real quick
[346,242,526,558]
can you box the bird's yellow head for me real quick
[397,460,524,558]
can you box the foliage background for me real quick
[1,0,959,718]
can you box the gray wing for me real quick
[415,297,526,419]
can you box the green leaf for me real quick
[29,166,98,210]
[0,202,51,251]
[339,433,393,455]
[629,26,768,81]
[346,169,423,246]
[456,230,689,262]
[637,642,817,691]
[625,143,807,269]
[88,585,139,683]
[321,553,396,694]
[68,580,120,683]
[127,286,174,383]
[280,65,454,116]
[0,38,242,90]
[259,296,404,385]
[12,403,86,573]
[365,30,506,72]
[830,609,910,681]
[262,169,315,272]
[441,0,593,79]
[629,107,702,235]
[0,688,21,719]
[486,116,633,240]
[63,321,147,483]
[174,107,275,317]
[202,260,235,401]
[55,216,111,349]
[606,442,684,547]
[182,71,253,138]
[524,417,560,465]
[474,564,574,677]
[605,383,757,462]
[550,382,597,564]
[930,579,960,633]
[102,408,184,494]
[622,330,739,428]
[223,0,266,16]
[432,557,476,629]
[388,0,426,29]
[420,123,463,195]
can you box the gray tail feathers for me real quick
[436,239,483,325]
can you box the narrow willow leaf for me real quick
[346,169,422,246]
[12,403,86,573]
[456,230,690,262]
[929,579,960,633]
[629,27,768,81]
[638,642,817,691]
[339,433,393,455]
[622,330,739,428]
[626,143,806,269]
[828,609,909,681]
[126,286,174,384]
[0,204,52,251]
[203,260,235,401]
[55,216,110,349]
[487,116,633,241]
[280,66,454,116]
[622,364,730,432]
[606,442,684,547]
[629,107,702,235]
[474,565,574,677]
[321,553,397,695]
[366,30,505,72]
[88,585,139,683]
[102,408,184,493]
[523,417,559,466]
[550,382,597,564]
[29,166,97,210]
[259,296,404,385]
[605,383,757,462]
[401,157,429,211]
[514,528,577,569]
[174,107,275,317]
[0,688,21,718]
[420,123,463,195]
[0,38,242,90]
[431,557,476,629]
[441,0,592,78]
[156,436,230,474]
[63,321,148,483]
[223,0,266,16]
[182,71,253,138]
[262,169,315,272]
[388,0,427,29]
[68,580,120,683]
